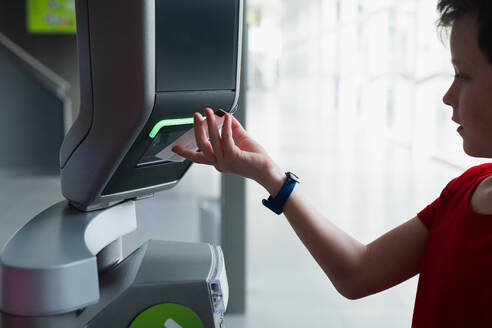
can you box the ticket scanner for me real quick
[0,0,243,326]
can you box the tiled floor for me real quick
[0,78,482,327]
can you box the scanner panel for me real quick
[61,0,243,210]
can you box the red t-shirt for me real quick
[413,163,492,327]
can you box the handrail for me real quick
[0,32,73,132]
[0,32,70,99]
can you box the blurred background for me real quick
[0,0,487,327]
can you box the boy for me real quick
[174,1,492,326]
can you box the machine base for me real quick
[1,240,227,328]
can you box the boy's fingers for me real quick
[172,146,210,165]
[205,108,223,161]
[194,112,217,164]
[222,114,235,154]
[230,115,248,137]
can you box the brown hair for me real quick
[438,0,492,63]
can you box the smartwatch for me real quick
[262,172,300,215]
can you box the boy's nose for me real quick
[442,83,456,108]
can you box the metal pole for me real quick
[221,0,248,314]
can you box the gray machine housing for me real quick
[0,0,242,326]
[61,0,243,211]
[0,201,228,327]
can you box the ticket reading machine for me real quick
[0,0,243,327]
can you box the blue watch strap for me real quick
[262,172,299,215]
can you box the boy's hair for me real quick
[437,0,492,63]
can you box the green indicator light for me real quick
[149,117,195,138]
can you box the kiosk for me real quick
[0,0,243,327]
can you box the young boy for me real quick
[173,1,492,326]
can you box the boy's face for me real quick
[443,14,492,158]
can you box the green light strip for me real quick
[149,117,195,138]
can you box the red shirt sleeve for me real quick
[418,197,440,230]
[417,178,458,230]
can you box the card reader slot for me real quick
[137,126,191,167]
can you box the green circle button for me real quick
[129,303,204,328]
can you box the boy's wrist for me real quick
[259,165,285,197]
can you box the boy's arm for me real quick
[283,186,428,299]
[173,109,429,299]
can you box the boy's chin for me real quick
[463,144,492,159]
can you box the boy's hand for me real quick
[172,108,284,195]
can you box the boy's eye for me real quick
[454,74,469,81]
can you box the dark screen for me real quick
[155,0,239,92]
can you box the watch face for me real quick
[286,172,300,183]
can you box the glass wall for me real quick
[249,0,485,169]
